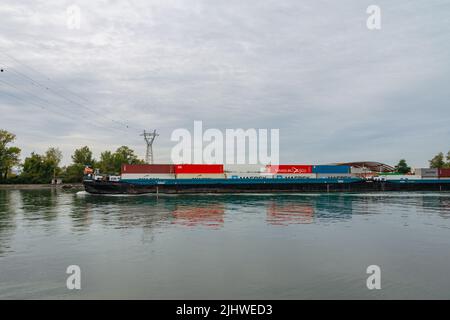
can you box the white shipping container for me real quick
[223,164,267,173]
[350,167,372,174]
[316,173,353,178]
[414,168,438,177]
[382,175,421,180]
[121,173,175,180]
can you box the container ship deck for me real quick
[83,164,450,194]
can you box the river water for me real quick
[0,188,449,299]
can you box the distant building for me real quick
[51,178,62,185]
[333,161,394,173]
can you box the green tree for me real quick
[97,150,116,174]
[72,146,95,165]
[395,159,411,174]
[45,147,62,166]
[62,164,85,183]
[95,147,142,174]
[429,152,446,169]
[45,147,63,179]
[62,146,96,183]
[446,151,450,168]
[0,130,21,180]
[21,152,54,183]
[111,146,143,173]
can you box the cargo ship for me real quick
[83,164,450,194]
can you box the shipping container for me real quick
[415,168,438,178]
[312,165,350,174]
[350,167,373,176]
[176,173,226,179]
[382,175,421,180]
[121,173,175,180]
[121,164,175,174]
[175,164,224,174]
[273,174,316,179]
[226,172,273,179]
[266,165,313,174]
[438,168,450,177]
[316,173,353,178]
[224,164,266,173]
[350,167,364,174]
[228,174,274,179]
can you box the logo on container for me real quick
[171,121,279,165]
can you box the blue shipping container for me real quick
[312,165,350,174]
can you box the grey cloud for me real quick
[0,0,449,166]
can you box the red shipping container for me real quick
[438,168,450,177]
[174,164,224,174]
[121,164,175,174]
[266,165,313,174]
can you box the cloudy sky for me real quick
[0,0,449,167]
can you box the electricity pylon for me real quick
[141,130,158,164]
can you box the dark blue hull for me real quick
[83,178,450,194]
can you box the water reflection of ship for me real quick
[267,202,314,225]
[172,203,225,228]
[74,195,226,229]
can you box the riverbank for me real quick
[0,183,83,190]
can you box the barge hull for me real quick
[83,179,450,195]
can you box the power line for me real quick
[1,62,135,131]
[0,86,131,135]
[0,79,130,135]
[0,54,140,131]
[0,50,89,102]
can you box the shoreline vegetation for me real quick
[1,129,450,185]
[1,129,143,185]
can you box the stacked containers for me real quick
[312,165,352,178]
[438,168,450,178]
[266,165,315,179]
[121,164,175,180]
[175,164,225,179]
[415,168,438,178]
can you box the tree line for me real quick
[396,151,450,173]
[0,129,143,184]
[378,151,450,175]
